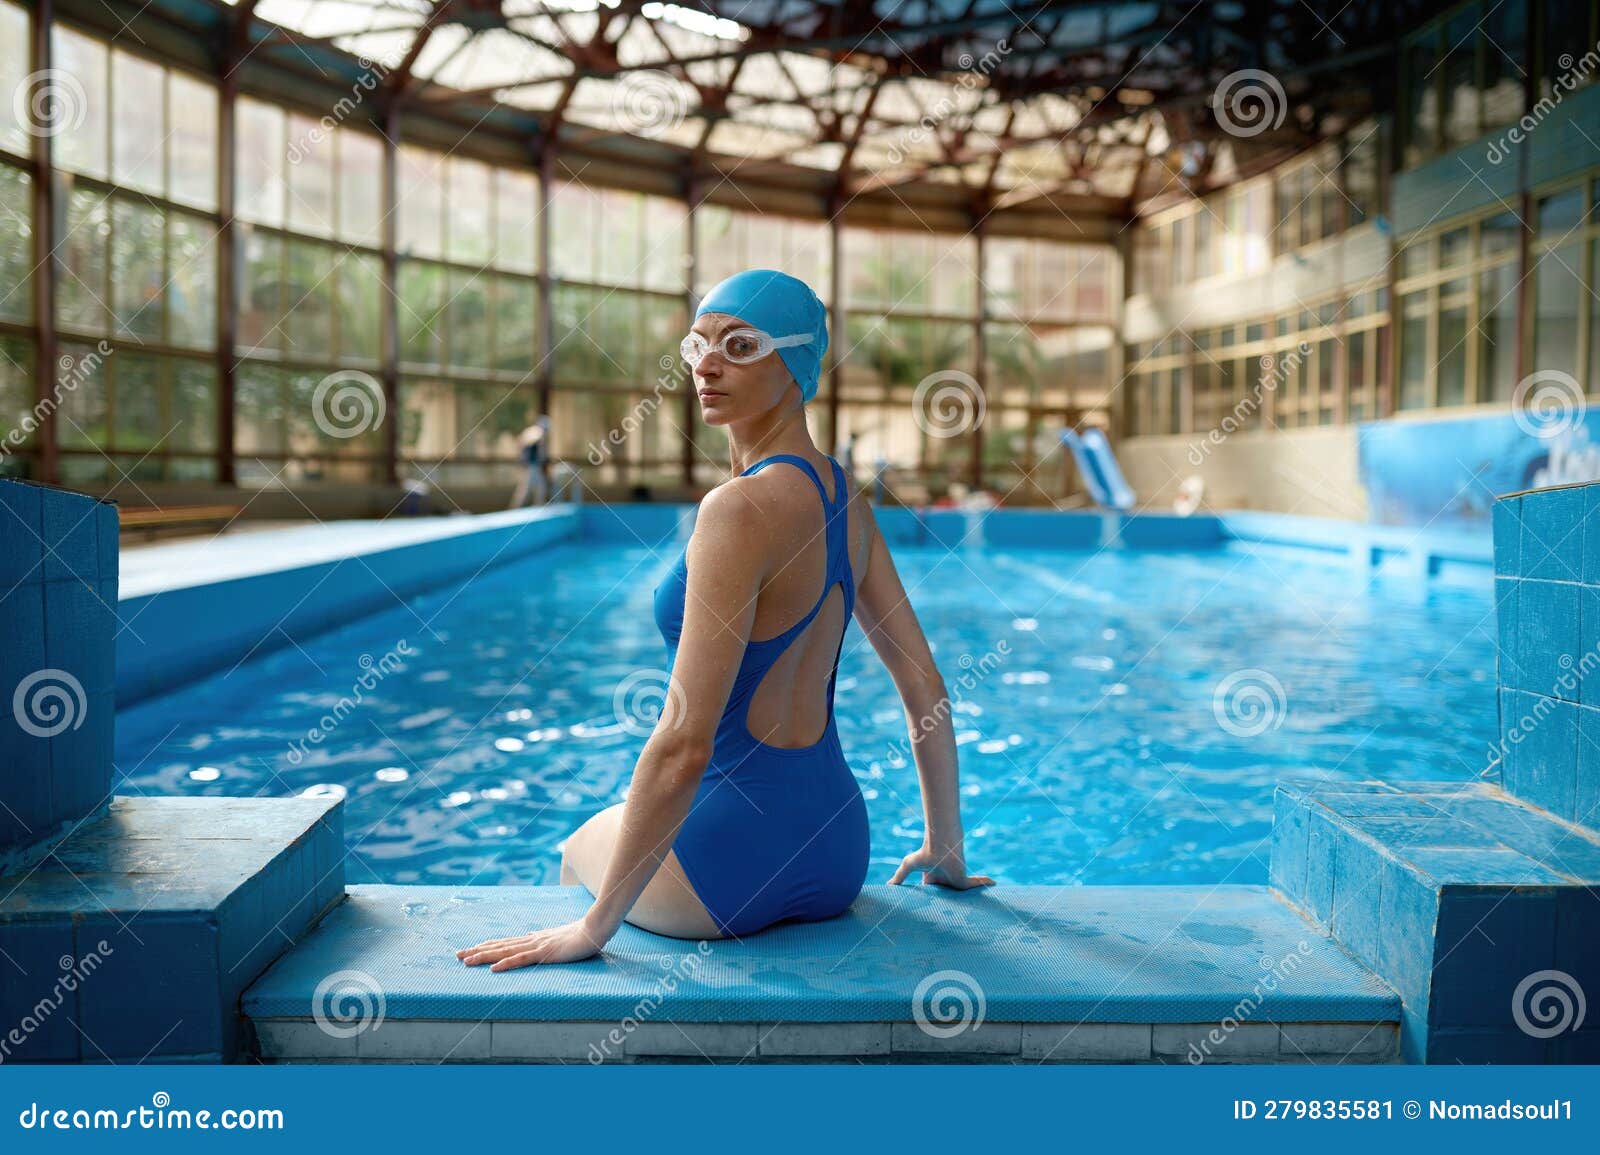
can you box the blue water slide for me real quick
[1059,428,1136,511]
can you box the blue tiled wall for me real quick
[1493,483,1596,830]
[0,479,117,869]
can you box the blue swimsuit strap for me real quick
[738,454,848,649]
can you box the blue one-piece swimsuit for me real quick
[652,452,870,937]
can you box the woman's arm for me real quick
[458,483,772,967]
[852,504,993,890]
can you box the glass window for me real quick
[170,359,217,453]
[167,212,216,350]
[0,1,29,158]
[287,114,336,238]
[53,27,108,179]
[1399,292,1429,409]
[398,147,444,259]
[285,240,335,360]
[1441,8,1481,150]
[493,275,537,374]
[1533,243,1582,382]
[1482,210,1523,257]
[336,131,383,247]
[55,341,107,450]
[238,229,283,354]
[448,158,492,265]
[446,268,490,372]
[111,50,164,195]
[112,199,164,343]
[1479,261,1519,401]
[495,169,540,273]
[238,99,286,227]
[1437,278,1469,406]
[1483,0,1527,129]
[59,189,108,333]
[399,261,446,367]
[0,336,36,463]
[1404,32,1439,167]
[338,253,382,362]
[0,163,32,325]
[1344,128,1380,226]
[167,71,217,209]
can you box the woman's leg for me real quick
[560,804,725,940]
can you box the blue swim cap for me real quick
[695,269,828,402]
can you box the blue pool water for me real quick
[115,539,1497,887]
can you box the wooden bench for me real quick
[117,504,242,540]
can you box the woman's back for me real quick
[653,452,872,935]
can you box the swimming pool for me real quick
[114,535,1497,887]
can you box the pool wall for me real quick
[116,507,576,706]
[0,479,117,874]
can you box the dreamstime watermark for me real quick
[0,942,112,1064]
[586,941,715,1063]
[286,53,397,166]
[1512,970,1586,1038]
[912,969,986,1038]
[1511,369,1586,439]
[1,341,114,460]
[586,355,687,467]
[16,1092,284,1131]
[912,369,985,438]
[884,639,1011,767]
[312,969,387,1039]
[1486,43,1600,165]
[612,667,688,738]
[883,37,1013,166]
[286,641,412,765]
[10,69,87,139]
[1210,69,1287,139]
[1188,342,1312,465]
[1186,941,1313,1063]
[610,70,690,136]
[311,370,386,439]
[1212,668,1286,738]
[12,669,87,739]
[1489,642,1600,772]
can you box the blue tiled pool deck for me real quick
[242,883,1398,1063]
[4,478,1597,1064]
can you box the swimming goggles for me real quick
[680,327,814,368]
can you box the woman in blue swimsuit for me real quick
[459,269,992,970]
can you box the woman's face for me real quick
[687,312,797,425]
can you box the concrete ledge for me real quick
[242,883,1399,1063]
[0,795,345,1063]
[1271,778,1600,1063]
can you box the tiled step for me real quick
[1271,778,1600,1063]
[243,883,1399,1064]
[0,795,345,1063]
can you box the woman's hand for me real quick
[456,918,611,971]
[888,839,995,890]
